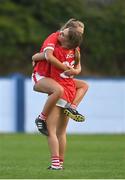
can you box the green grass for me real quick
[0,133,125,179]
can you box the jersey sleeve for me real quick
[40,32,59,52]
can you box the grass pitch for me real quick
[0,133,125,179]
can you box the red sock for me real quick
[59,158,64,168]
[70,103,77,109]
[39,113,47,121]
[51,156,60,168]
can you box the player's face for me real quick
[76,26,84,34]
[58,28,69,44]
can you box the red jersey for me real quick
[33,32,59,77]
[33,31,79,103]
[50,43,76,103]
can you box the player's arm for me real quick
[32,52,45,67]
[32,52,45,61]
[32,50,70,71]
[64,61,81,76]
[64,48,82,76]
[70,47,81,75]
[74,61,81,75]
[45,49,69,71]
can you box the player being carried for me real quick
[32,19,88,136]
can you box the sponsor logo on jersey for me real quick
[66,53,75,59]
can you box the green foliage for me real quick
[0,0,49,74]
[83,0,125,76]
[0,0,125,76]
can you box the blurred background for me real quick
[0,0,125,133]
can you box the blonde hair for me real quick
[60,18,84,65]
[60,18,84,31]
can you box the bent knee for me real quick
[80,82,89,91]
[84,83,89,91]
[55,85,64,97]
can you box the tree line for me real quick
[0,0,125,76]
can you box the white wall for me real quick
[25,80,48,133]
[0,78,16,132]
[25,78,125,134]
[0,77,125,134]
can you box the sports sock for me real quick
[59,158,64,168]
[39,112,47,121]
[70,103,77,110]
[51,156,60,168]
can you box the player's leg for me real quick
[32,74,64,136]
[46,106,62,170]
[64,79,89,122]
[34,77,64,116]
[73,79,89,106]
[56,108,69,169]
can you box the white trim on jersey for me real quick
[43,47,54,61]
[43,46,54,52]
[31,72,45,86]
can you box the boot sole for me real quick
[64,109,85,122]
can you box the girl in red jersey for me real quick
[32,19,88,135]
[32,20,89,170]
[45,28,84,170]
[44,28,86,170]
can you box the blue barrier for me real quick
[10,74,25,132]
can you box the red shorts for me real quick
[57,80,76,104]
